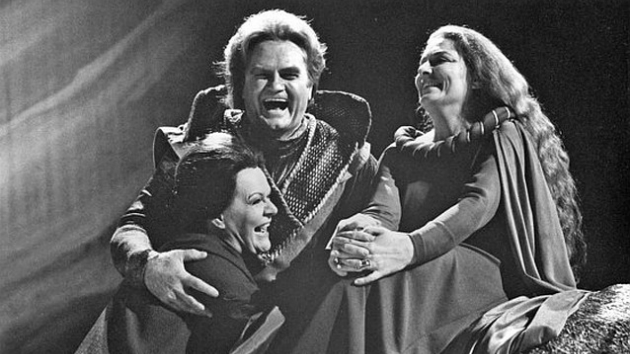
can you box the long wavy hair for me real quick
[218,9,327,110]
[426,25,586,278]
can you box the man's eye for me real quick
[282,72,299,79]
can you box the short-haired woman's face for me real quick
[220,167,277,254]
[416,38,469,113]
[242,40,313,140]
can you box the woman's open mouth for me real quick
[254,223,270,235]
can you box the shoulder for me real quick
[161,234,257,296]
[309,90,372,147]
[494,119,532,154]
[380,142,413,167]
[496,119,527,141]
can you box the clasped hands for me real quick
[328,214,415,286]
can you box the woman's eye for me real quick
[431,56,447,65]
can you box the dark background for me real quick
[1,0,628,353]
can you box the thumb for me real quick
[353,271,382,286]
[363,225,386,236]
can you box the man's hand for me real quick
[144,249,218,317]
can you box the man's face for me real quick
[242,40,313,140]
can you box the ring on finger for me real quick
[360,259,371,269]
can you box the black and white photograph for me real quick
[1,0,628,353]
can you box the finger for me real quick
[184,275,219,298]
[335,230,375,242]
[332,243,370,259]
[340,258,374,271]
[174,290,208,316]
[341,242,372,257]
[332,257,368,273]
[336,218,364,232]
[363,226,386,236]
[332,235,371,249]
[335,220,354,233]
[353,271,383,286]
[179,249,208,262]
[328,257,348,277]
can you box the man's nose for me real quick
[268,72,285,91]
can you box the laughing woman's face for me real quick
[217,167,278,255]
[415,38,470,114]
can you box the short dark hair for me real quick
[172,132,264,228]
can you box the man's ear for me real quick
[211,215,226,229]
[308,82,314,100]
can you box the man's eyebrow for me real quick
[279,66,301,72]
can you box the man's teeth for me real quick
[255,225,268,233]
[263,99,288,110]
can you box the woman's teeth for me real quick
[255,224,268,233]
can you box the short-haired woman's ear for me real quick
[211,216,226,230]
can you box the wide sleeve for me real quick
[359,146,402,231]
[408,142,501,265]
[110,131,181,287]
[333,143,381,220]
[110,86,228,288]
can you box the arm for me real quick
[332,145,401,233]
[329,146,406,278]
[357,146,402,230]
[408,145,500,265]
[332,144,381,220]
[332,143,501,285]
[110,142,218,315]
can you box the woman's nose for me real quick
[265,199,278,216]
[418,61,431,76]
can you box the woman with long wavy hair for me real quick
[327,25,587,353]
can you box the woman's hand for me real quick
[144,249,219,317]
[327,214,380,276]
[329,226,415,286]
[335,214,381,234]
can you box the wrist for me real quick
[406,233,418,266]
[126,249,158,289]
